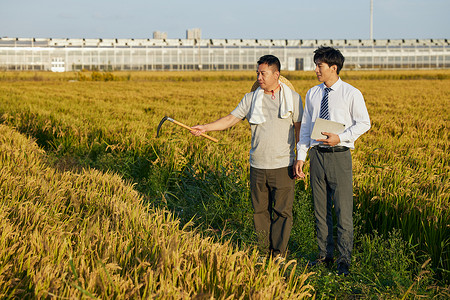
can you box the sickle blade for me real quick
[156,116,168,137]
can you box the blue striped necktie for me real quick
[319,87,332,120]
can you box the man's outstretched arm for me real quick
[190,114,241,135]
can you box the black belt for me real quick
[314,145,349,153]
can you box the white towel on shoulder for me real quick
[248,81,294,124]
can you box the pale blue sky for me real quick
[1,0,448,40]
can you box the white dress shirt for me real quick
[297,78,371,161]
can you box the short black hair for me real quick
[313,46,345,74]
[257,55,281,72]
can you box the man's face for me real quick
[257,63,279,91]
[314,61,336,83]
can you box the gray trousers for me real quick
[309,147,353,264]
[250,166,294,257]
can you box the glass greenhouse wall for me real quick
[0,37,448,72]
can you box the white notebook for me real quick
[311,118,346,140]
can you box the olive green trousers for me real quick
[250,166,295,257]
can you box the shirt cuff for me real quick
[296,145,308,161]
[338,131,350,144]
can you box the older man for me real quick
[191,55,303,258]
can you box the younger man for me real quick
[294,47,370,276]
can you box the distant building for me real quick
[186,28,201,40]
[153,31,167,40]
[0,37,449,71]
[50,57,65,72]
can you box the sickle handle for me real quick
[169,118,218,143]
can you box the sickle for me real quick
[156,116,218,143]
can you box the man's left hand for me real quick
[316,132,340,146]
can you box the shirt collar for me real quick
[322,77,342,91]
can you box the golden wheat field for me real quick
[0,69,449,298]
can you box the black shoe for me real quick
[273,255,286,267]
[308,256,334,268]
[337,261,350,276]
